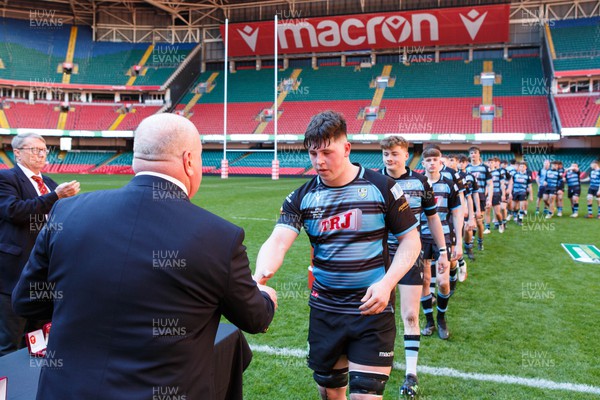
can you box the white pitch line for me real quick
[250,344,600,395]
[232,216,274,221]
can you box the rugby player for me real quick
[419,147,463,341]
[466,147,493,250]
[380,136,450,397]
[586,160,600,219]
[255,111,421,400]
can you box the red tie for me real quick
[31,176,49,195]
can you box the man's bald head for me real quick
[133,113,200,162]
[133,113,203,197]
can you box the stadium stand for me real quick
[45,151,116,173]
[3,102,61,129]
[92,152,134,174]
[0,18,191,86]
[523,150,598,175]
[177,57,552,135]
[555,96,600,127]
[65,104,121,130]
[549,17,600,72]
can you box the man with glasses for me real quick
[0,132,80,356]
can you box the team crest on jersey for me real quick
[319,208,362,232]
[357,187,368,199]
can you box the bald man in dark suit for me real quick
[12,114,276,400]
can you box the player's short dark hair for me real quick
[422,147,442,159]
[468,146,480,153]
[447,153,459,160]
[380,135,409,150]
[458,155,469,163]
[500,159,508,165]
[425,144,442,153]
[510,159,517,164]
[304,111,347,150]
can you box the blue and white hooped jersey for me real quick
[565,170,580,190]
[441,165,465,194]
[490,169,503,194]
[381,168,437,257]
[506,165,517,179]
[512,172,531,194]
[590,169,600,191]
[462,171,479,198]
[277,164,418,314]
[466,163,491,196]
[420,176,460,245]
[538,168,549,185]
[545,169,560,190]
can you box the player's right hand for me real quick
[436,253,450,274]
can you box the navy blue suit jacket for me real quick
[12,175,274,400]
[0,166,58,294]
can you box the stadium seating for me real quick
[183,102,271,134]
[555,96,600,128]
[523,150,598,175]
[3,102,61,129]
[45,151,116,173]
[177,57,551,135]
[65,104,121,130]
[0,18,69,83]
[0,18,191,86]
[549,17,600,72]
[492,96,553,133]
[93,152,134,174]
[117,106,161,130]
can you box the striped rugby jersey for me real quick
[382,168,437,257]
[565,169,580,190]
[538,167,549,185]
[461,170,479,197]
[512,172,531,194]
[420,176,460,245]
[490,168,504,194]
[466,163,491,197]
[545,169,560,190]
[590,169,600,191]
[277,164,418,314]
[441,165,466,193]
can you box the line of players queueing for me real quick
[380,140,600,398]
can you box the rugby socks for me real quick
[573,203,578,214]
[449,266,458,295]
[436,292,450,319]
[518,209,524,222]
[588,204,593,216]
[464,242,473,253]
[421,295,434,324]
[485,223,491,230]
[558,206,563,214]
[404,335,420,377]
[430,261,437,297]
[494,221,499,229]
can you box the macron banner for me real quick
[222,4,510,57]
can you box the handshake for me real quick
[254,270,278,311]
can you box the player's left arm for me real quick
[449,185,463,260]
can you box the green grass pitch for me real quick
[50,174,600,399]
